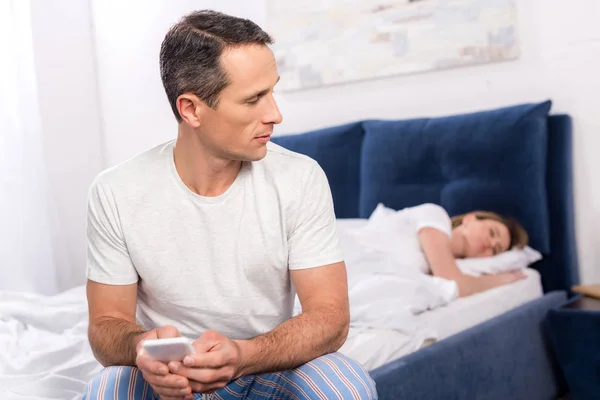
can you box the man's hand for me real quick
[135,325,194,400]
[167,330,241,394]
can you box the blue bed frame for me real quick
[273,105,579,399]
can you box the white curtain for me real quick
[0,0,59,295]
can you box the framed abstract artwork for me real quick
[267,0,519,91]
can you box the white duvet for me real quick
[0,286,102,400]
[332,217,459,333]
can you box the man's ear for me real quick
[176,93,205,128]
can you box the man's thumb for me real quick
[194,330,221,352]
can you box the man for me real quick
[83,9,377,400]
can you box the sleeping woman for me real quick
[420,205,528,297]
[342,203,530,298]
[334,203,533,371]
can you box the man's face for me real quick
[195,44,283,162]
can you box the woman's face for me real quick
[457,215,511,258]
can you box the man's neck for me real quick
[173,130,242,197]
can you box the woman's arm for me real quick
[418,227,525,297]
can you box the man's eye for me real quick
[490,228,495,238]
[247,98,259,105]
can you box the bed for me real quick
[272,100,579,399]
[0,271,545,400]
[0,100,578,400]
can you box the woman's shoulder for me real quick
[406,203,450,218]
[407,203,452,236]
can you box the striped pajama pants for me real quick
[83,352,378,399]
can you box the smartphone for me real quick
[141,337,196,363]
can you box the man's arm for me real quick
[86,280,146,366]
[88,280,195,399]
[235,261,349,376]
[86,178,195,398]
[234,163,349,375]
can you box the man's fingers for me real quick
[136,325,181,377]
[193,330,222,353]
[157,325,181,339]
[171,364,234,384]
[151,383,191,398]
[141,370,189,389]
[141,370,192,399]
[136,353,169,376]
[182,350,228,369]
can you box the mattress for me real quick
[339,268,543,371]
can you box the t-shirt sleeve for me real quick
[86,178,139,285]
[412,203,453,237]
[287,162,344,270]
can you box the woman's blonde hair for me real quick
[451,211,529,250]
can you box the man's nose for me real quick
[263,94,283,125]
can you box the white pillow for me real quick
[367,203,397,225]
[456,246,542,277]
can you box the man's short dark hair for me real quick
[159,10,273,122]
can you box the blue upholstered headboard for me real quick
[272,102,579,293]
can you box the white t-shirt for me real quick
[341,203,452,278]
[86,140,343,340]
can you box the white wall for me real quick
[91,0,600,284]
[30,0,105,291]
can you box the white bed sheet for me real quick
[0,285,102,400]
[339,268,543,371]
